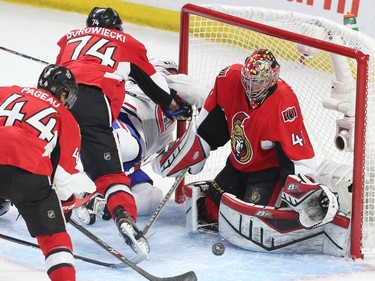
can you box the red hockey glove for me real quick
[61,194,76,221]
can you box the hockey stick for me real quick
[0,46,49,65]
[69,219,197,281]
[74,192,100,208]
[0,232,121,268]
[143,168,188,236]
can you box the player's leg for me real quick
[70,85,149,256]
[0,165,75,281]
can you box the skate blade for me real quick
[121,223,150,258]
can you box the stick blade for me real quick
[161,271,198,281]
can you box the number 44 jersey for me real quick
[0,86,95,200]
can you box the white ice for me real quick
[1,2,375,281]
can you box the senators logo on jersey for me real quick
[231,112,252,164]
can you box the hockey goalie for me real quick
[153,49,352,256]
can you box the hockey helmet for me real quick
[149,57,179,75]
[241,49,280,107]
[86,7,123,31]
[38,64,78,109]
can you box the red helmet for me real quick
[241,49,280,107]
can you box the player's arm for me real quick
[163,73,210,108]
[152,86,230,177]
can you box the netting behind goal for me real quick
[177,3,375,258]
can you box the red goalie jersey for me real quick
[0,86,94,199]
[199,63,316,182]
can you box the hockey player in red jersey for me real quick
[153,49,342,239]
[74,57,210,224]
[55,7,192,257]
[0,64,96,281]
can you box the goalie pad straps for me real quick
[152,117,210,177]
[281,174,339,229]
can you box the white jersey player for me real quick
[75,57,209,223]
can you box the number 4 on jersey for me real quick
[292,133,304,147]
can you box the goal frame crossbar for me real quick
[177,3,369,259]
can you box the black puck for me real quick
[212,243,225,256]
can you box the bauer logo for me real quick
[255,210,273,219]
[282,106,297,122]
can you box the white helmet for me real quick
[241,49,280,108]
[149,57,179,75]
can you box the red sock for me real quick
[107,191,137,222]
[37,232,75,281]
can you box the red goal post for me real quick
[176,3,374,259]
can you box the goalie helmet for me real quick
[0,197,10,216]
[241,49,280,108]
[38,64,78,109]
[86,7,123,31]
[149,57,179,75]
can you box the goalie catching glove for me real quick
[163,93,193,121]
[281,174,339,229]
[152,108,210,177]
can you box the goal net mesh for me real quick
[180,4,375,256]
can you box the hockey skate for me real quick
[74,193,106,225]
[114,206,150,258]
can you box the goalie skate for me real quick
[114,206,150,258]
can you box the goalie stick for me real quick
[69,219,197,281]
[0,232,122,268]
[143,168,188,236]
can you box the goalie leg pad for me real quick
[281,174,339,229]
[183,181,220,233]
[152,120,210,177]
[219,193,349,256]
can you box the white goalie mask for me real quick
[149,57,179,75]
[241,49,280,108]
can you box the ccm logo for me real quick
[287,0,360,16]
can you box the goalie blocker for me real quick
[152,108,210,177]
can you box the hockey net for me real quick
[177,4,375,258]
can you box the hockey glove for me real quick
[61,194,76,221]
[164,94,193,121]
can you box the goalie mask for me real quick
[241,49,280,108]
[149,57,179,75]
[86,7,123,31]
[38,64,78,109]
